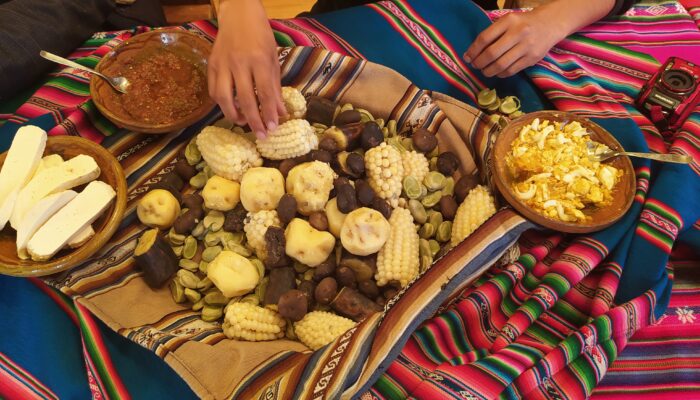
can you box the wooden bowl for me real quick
[0,136,127,277]
[90,30,216,134]
[491,111,635,233]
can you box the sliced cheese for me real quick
[10,154,100,229]
[0,126,47,230]
[34,154,64,176]
[27,181,115,261]
[67,225,95,249]
[16,190,78,259]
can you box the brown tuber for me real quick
[264,226,289,268]
[439,195,458,220]
[306,96,337,126]
[360,122,383,150]
[355,179,376,207]
[133,229,179,288]
[310,149,333,164]
[370,197,392,219]
[278,290,308,322]
[298,280,316,308]
[223,205,247,232]
[319,136,340,153]
[334,266,357,288]
[276,194,297,225]
[278,158,300,178]
[339,252,376,282]
[411,128,438,153]
[313,258,336,281]
[315,277,338,305]
[173,210,199,234]
[437,152,459,176]
[358,280,380,299]
[335,183,358,214]
[330,287,382,322]
[308,212,329,232]
[334,109,362,126]
[322,123,363,151]
[454,174,480,203]
[263,267,296,305]
[174,158,197,180]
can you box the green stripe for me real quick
[639,223,673,248]
[414,327,449,364]
[274,31,295,47]
[646,202,682,228]
[372,375,406,399]
[76,309,121,399]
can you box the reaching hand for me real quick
[463,11,563,78]
[208,0,286,138]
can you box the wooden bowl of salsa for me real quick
[90,30,216,134]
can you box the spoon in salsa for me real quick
[40,50,130,94]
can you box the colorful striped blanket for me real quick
[0,1,699,399]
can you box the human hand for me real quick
[208,0,286,138]
[463,10,565,78]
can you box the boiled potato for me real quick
[207,250,260,297]
[137,189,181,229]
[240,167,285,212]
[202,175,240,211]
[340,207,390,256]
[285,218,335,267]
[325,198,347,238]
[286,161,335,216]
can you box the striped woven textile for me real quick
[0,1,698,399]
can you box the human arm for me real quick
[208,0,286,139]
[463,0,633,78]
[0,0,115,100]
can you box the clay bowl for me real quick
[90,29,215,134]
[491,110,635,234]
[0,136,127,277]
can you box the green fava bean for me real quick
[203,210,225,232]
[436,221,453,243]
[179,259,199,271]
[199,261,209,274]
[428,240,440,257]
[169,228,186,246]
[192,298,205,311]
[182,236,198,259]
[403,176,422,199]
[419,238,432,259]
[428,210,443,227]
[189,171,207,189]
[408,199,428,224]
[442,177,455,197]
[184,288,201,303]
[169,280,186,303]
[420,255,433,273]
[421,191,442,208]
[419,223,435,239]
[202,246,222,262]
[201,305,224,322]
[424,171,446,191]
[204,291,229,306]
[184,141,202,166]
[477,88,498,108]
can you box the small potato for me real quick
[308,212,329,231]
[276,194,298,225]
[340,208,390,256]
[240,167,285,212]
[278,289,308,322]
[137,189,181,229]
[207,250,260,297]
[315,277,338,305]
[313,258,336,281]
[324,198,347,238]
[335,266,357,289]
[202,176,240,212]
[358,280,379,299]
[298,280,316,308]
[286,161,335,216]
[285,218,336,267]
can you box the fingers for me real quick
[233,67,267,139]
[480,43,528,77]
[463,18,509,64]
[496,56,535,78]
[253,59,283,133]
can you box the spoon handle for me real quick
[620,151,692,164]
[40,51,101,77]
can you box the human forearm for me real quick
[531,0,616,39]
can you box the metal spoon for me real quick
[39,50,130,94]
[587,141,691,164]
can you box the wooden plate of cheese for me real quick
[0,127,127,277]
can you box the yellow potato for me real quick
[284,218,335,267]
[202,175,240,211]
[137,189,180,229]
[240,167,285,212]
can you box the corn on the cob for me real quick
[281,87,307,119]
[375,207,419,287]
[294,311,355,350]
[365,142,404,208]
[244,210,281,258]
[451,185,496,247]
[401,150,430,182]
[197,126,263,181]
[256,119,318,160]
[222,302,286,341]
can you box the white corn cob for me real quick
[375,208,419,287]
[256,119,318,160]
[294,311,355,350]
[401,150,430,182]
[197,126,262,181]
[281,87,307,119]
[244,210,281,258]
[451,185,496,247]
[365,142,404,208]
[222,302,286,341]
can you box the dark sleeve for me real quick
[0,0,115,101]
[606,0,636,17]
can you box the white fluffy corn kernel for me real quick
[222,302,286,341]
[197,126,263,181]
[375,208,419,287]
[401,151,430,182]
[451,185,496,247]
[256,119,318,160]
[365,142,404,208]
[282,87,307,119]
[294,311,355,350]
[244,210,281,258]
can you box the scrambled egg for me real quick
[505,118,621,223]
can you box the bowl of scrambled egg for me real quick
[492,111,635,233]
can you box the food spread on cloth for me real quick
[100,48,206,125]
[0,126,116,261]
[505,118,622,223]
[133,87,497,350]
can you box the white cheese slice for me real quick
[34,154,64,176]
[66,225,95,249]
[27,181,115,261]
[16,190,78,259]
[10,154,100,229]
[0,126,47,230]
